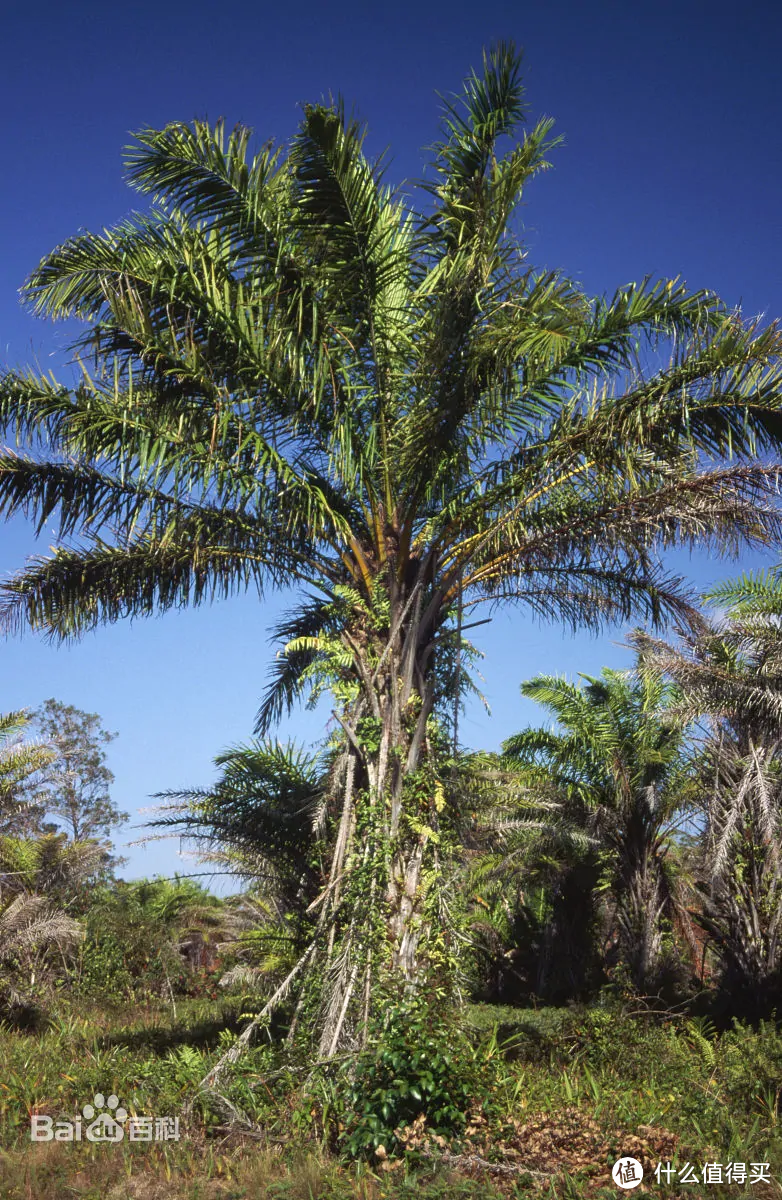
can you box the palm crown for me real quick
[2,46,781,651]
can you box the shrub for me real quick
[75,885,187,1001]
[335,988,498,1157]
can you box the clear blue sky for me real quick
[1,0,780,884]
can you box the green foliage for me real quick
[334,991,498,1156]
[0,833,108,909]
[152,740,323,889]
[75,878,225,1001]
[355,716,383,755]
[0,994,781,1194]
[151,747,322,1008]
[77,925,135,999]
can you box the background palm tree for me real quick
[503,667,697,995]
[0,833,107,908]
[0,711,55,837]
[634,572,782,1015]
[152,741,323,989]
[2,45,782,1050]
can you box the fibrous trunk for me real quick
[201,567,455,1087]
[310,569,451,1055]
[618,851,667,993]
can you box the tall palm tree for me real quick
[634,572,782,1012]
[2,45,782,1048]
[503,668,696,993]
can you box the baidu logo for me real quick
[31,1092,179,1142]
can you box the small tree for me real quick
[34,700,128,842]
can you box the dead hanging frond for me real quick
[708,740,782,876]
[0,890,84,1011]
[199,939,318,1090]
[0,893,83,952]
[217,963,268,990]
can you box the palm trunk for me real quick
[312,568,448,1049]
[620,854,666,993]
[202,567,453,1082]
[615,815,668,994]
[704,810,782,1011]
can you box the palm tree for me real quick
[152,739,324,909]
[503,667,697,994]
[152,741,334,1025]
[0,711,55,836]
[450,748,598,1002]
[634,572,782,1013]
[2,45,782,1049]
[0,832,107,907]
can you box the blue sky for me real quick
[1,0,780,884]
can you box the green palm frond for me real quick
[0,834,106,898]
[704,568,782,615]
[124,119,283,242]
[151,739,325,893]
[4,44,782,653]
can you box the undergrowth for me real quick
[0,996,780,1197]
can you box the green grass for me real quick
[0,996,780,1198]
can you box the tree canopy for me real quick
[33,700,126,844]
